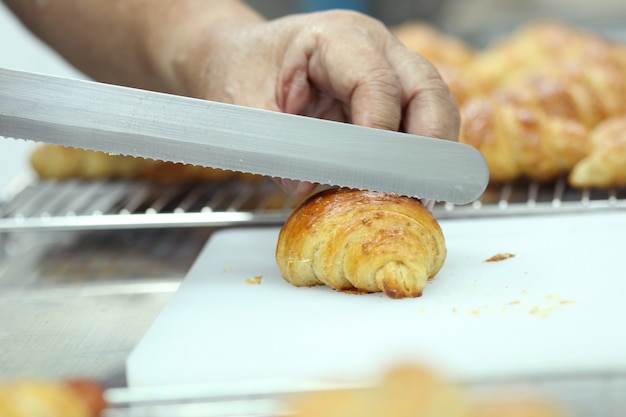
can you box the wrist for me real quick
[146,1,265,96]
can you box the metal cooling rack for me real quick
[1,176,625,233]
[0,176,297,232]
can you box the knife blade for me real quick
[0,68,488,204]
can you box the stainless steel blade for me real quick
[0,68,489,203]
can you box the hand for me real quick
[173,10,460,196]
[3,2,458,197]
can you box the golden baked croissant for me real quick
[456,20,626,185]
[466,20,626,95]
[0,379,106,417]
[275,188,446,299]
[498,61,626,129]
[288,364,567,417]
[459,58,626,183]
[459,92,590,183]
[569,115,626,188]
[29,144,261,183]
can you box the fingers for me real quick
[275,178,318,197]
[387,41,461,141]
[299,11,459,139]
[348,66,403,131]
[302,12,404,131]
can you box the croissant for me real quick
[459,92,590,183]
[466,20,626,95]
[288,364,567,417]
[569,116,626,188]
[275,188,446,299]
[29,144,261,183]
[499,61,626,129]
[0,379,106,417]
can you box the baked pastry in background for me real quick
[275,188,446,299]
[0,379,105,417]
[288,364,567,417]
[393,19,626,188]
[451,20,626,185]
[29,143,261,183]
[569,116,626,188]
[459,83,590,183]
[465,20,626,96]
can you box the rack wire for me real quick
[1,176,625,233]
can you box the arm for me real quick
[3,1,460,196]
[2,0,263,93]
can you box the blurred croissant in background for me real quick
[29,144,262,183]
[288,364,568,417]
[394,19,626,188]
[0,365,570,417]
[569,116,626,188]
[0,379,105,417]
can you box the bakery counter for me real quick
[0,278,175,386]
[0,227,205,385]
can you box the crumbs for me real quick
[418,293,577,318]
[245,275,263,285]
[484,253,516,262]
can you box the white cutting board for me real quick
[127,211,626,387]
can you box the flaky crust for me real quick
[465,20,626,96]
[275,188,446,299]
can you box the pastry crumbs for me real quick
[245,275,263,285]
[485,253,516,262]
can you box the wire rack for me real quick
[0,176,296,232]
[1,176,625,233]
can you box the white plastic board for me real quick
[127,211,626,387]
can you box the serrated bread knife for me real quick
[0,68,488,203]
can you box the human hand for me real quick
[173,9,460,196]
